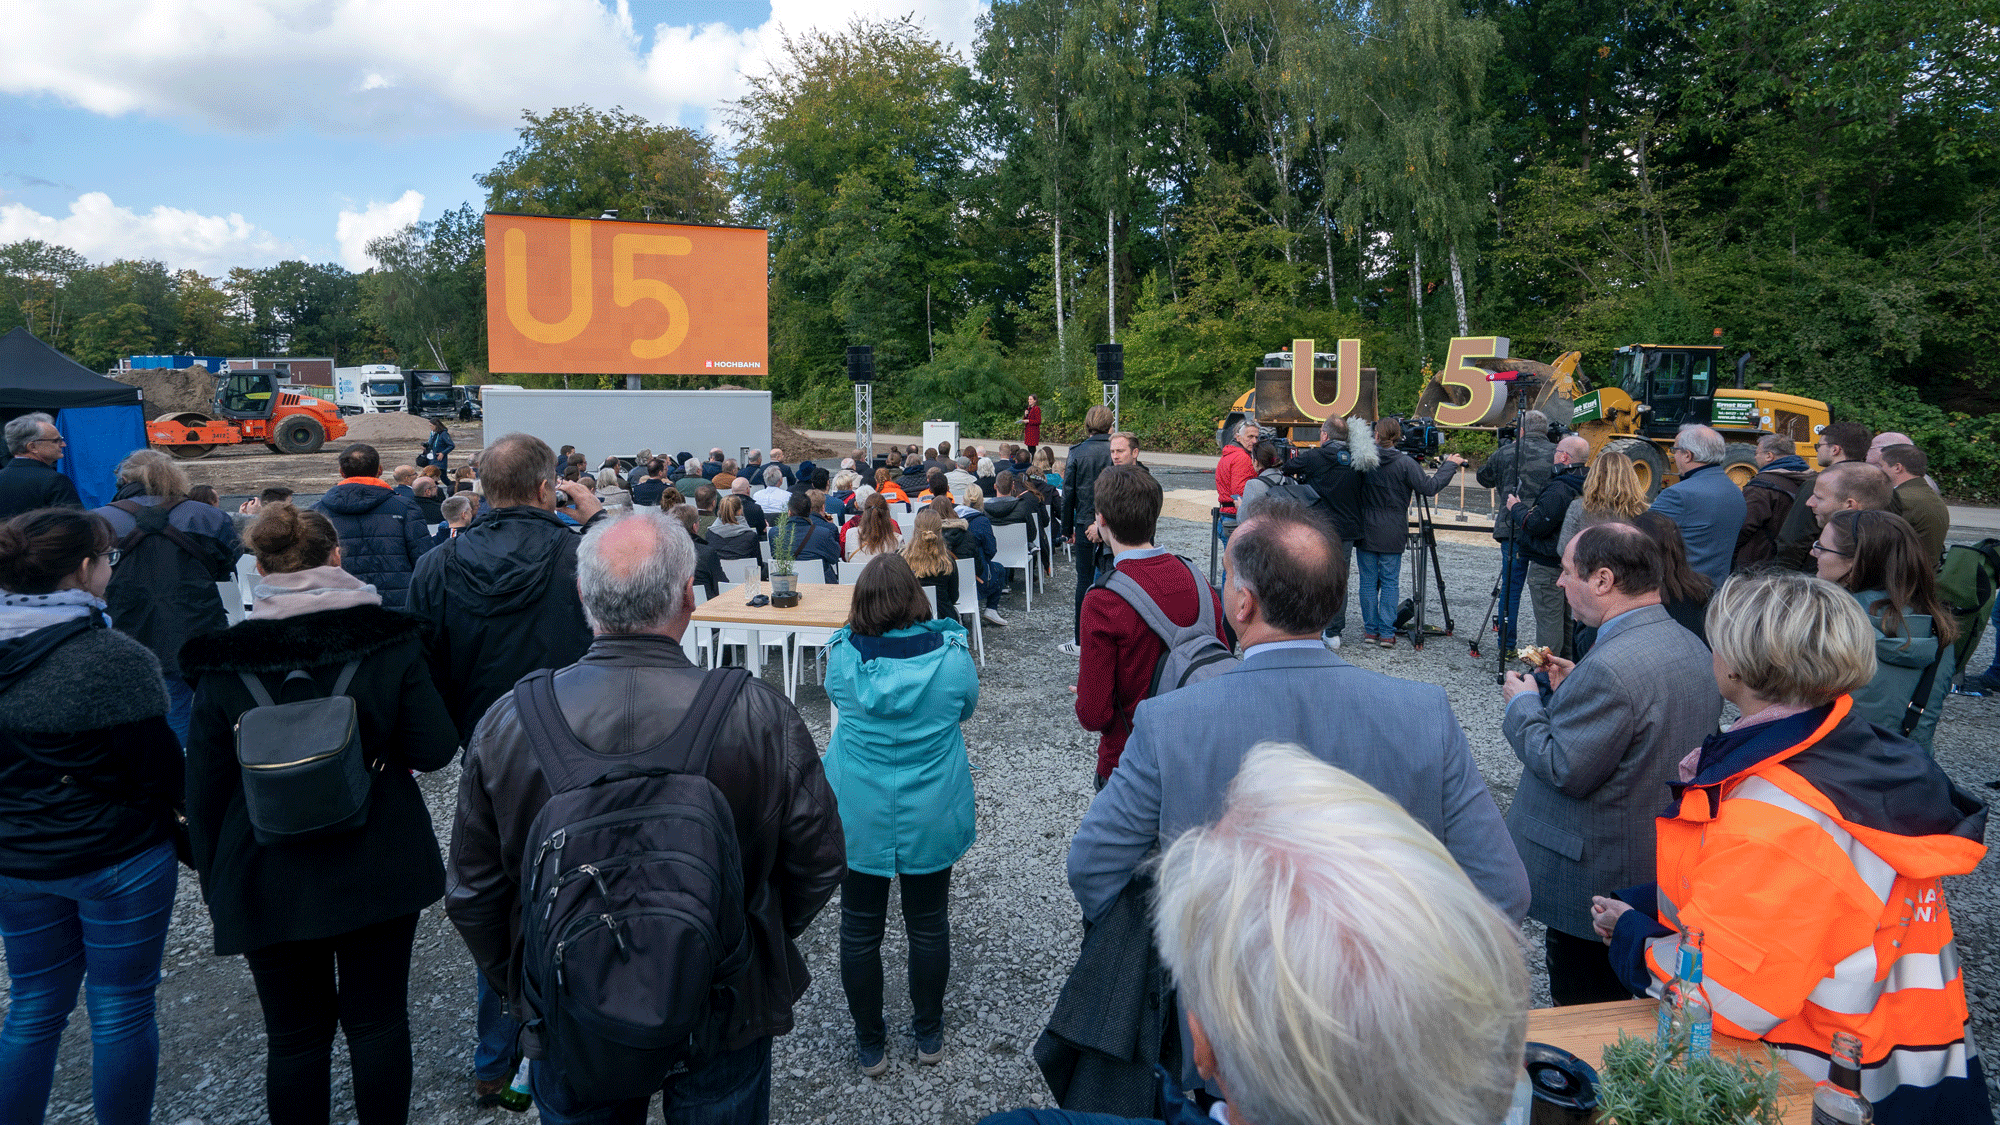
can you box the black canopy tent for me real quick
[0,327,149,507]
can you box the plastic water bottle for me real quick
[1655,929,1713,1057]
[1812,1032,1872,1124]
[496,1057,532,1112]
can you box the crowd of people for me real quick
[0,403,1991,1125]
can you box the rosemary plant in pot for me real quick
[770,519,800,607]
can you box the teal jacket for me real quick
[823,619,979,877]
[1850,589,1953,753]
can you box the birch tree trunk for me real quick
[1107,207,1116,342]
[1449,242,1469,335]
[1410,244,1426,356]
[1054,210,1065,359]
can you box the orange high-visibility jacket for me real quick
[1648,696,1988,1121]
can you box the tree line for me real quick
[4,0,1995,492]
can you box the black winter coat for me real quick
[1358,447,1456,554]
[1476,431,1556,541]
[0,619,181,879]
[98,493,240,678]
[315,481,434,610]
[0,456,80,519]
[405,505,601,745]
[1512,463,1586,566]
[180,606,458,955]
[1288,444,1366,543]
[1063,434,1113,535]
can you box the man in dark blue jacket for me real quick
[0,413,80,518]
[770,492,841,582]
[314,443,433,611]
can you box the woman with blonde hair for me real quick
[846,494,902,561]
[1558,449,1648,553]
[1593,571,1989,1124]
[901,508,959,612]
[707,494,762,572]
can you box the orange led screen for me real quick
[484,213,768,376]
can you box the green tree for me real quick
[478,105,732,224]
[361,203,488,374]
[70,302,155,373]
[729,16,979,398]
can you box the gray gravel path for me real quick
[10,514,2000,1123]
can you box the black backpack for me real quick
[516,666,753,1101]
[234,661,375,846]
[1100,556,1238,695]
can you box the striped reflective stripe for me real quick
[1779,1034,1974,1104]
[1729,776,1897,903]
[1702,975,1784,1036]
[1658,891,1684,931]
[1808,942,1963,1015]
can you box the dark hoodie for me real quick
[314,479,433,610]
[404,505,599,744]
[1735,453,1812,570]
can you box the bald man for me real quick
[1508,434,1590,651]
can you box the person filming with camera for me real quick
[1356,419,1464,647]
[1477,409,1555,658]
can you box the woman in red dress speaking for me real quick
[1021,395,1042,457]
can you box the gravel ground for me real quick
[9,501,2000,1124]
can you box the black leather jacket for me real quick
[445,634,845,1051]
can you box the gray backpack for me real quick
[1101,556,1238,695]
[234,662,374,846]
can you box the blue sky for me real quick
[0,0,981,276]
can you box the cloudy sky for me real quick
[0,0,986,276]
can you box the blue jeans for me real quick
[0,840,178,1125]
[1983,597,2000,678]
[1355,550,1400,638]
[475,969,520,1082]
[1496,542,1528,652]
[163,676,194,748]
[531,1035,772,1125]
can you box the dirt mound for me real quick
[772,420,837,461]
[341,412,436,443]
[116,368,215,418]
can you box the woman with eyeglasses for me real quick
[1814,509,1958,752]
[0,508,184,1125]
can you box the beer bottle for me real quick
[496,1057,532,1112]
[1812,1032,1872,1124]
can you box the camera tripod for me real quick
[1396,490,1456,650]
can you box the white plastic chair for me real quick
[710,559,779,674]
[952,555,985,665]
[991,522,1035,610]
[837,560,870,584]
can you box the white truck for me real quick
[479,386,773,465]
[332,365,407,414]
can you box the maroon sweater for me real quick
[1075,552,1228,778]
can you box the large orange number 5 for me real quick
[503,222,593,343]
[1433,336,1512,426]
[613,234,693,359]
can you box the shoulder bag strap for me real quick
[1902,647,1950,737]
[237,671,277,709]
[512,669,591,795]
[679,667,752,779]
[331,660,361,697]
[113,498,208,561]
[1105,566,1201,648]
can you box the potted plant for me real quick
[1596,1030,1785,1125]
[770,520,801,608]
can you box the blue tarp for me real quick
[55,403,148,508]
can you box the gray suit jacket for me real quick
[1502,603,1720,938]
[1068,646,1531,925]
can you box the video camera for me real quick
[1390,415,1444,460]
[1496,419,1570,445]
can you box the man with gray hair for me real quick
[1648,422,1747,588]
[752,464,791,514]
[1506,433,1590,651]
[446,510,844,1121]
[1012,745,1528,1125]
[1476,408,1555,656]
[0,411,79,517]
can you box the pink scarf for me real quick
[249,565,383,620]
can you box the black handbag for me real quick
[234,662,376,846]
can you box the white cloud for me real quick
[335,190,424,271]
[0,192,290,274]
[0,0,990,137]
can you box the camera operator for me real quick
[1477,409,1555,658]
[1358,419,1465,647]
[1287,417,1377,646]
[1506,435,1589,653]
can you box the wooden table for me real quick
[689,583,853,700]
[1526,999,1814,1124]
